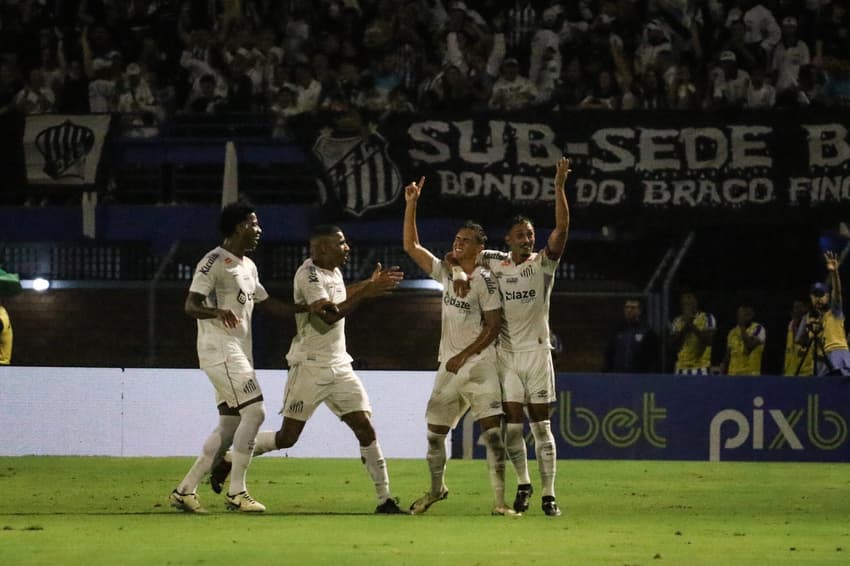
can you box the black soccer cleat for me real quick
[209,458,232,494]
[375,497,409,514]
[542,495,562,517]
[513,483,533,513]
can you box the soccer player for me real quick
[450,156,571,517]
[402,177,514,516]
[170,202,329,514]
[210,225,408,514]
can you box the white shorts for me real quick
[498,349,556,405]
[425,354,503,429]
[202,353,262,410]
[280,363,371,421]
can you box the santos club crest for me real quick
[313,127,402,217]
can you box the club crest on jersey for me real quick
[520,265,534,278]
[199,253,219,274]
[313,126,402,217]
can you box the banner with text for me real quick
[452,373,850,462]
[24,114,112,186]
[300,110,850,227]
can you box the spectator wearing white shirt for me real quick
[771,17,810,94]
[488,57,538,110]
[15,69,55,114]
[745,68,776,108]
[712,50,751,108]
[739,0,781,66]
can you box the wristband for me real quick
[451,266,468,282]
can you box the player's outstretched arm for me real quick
[315,262,403,325]
[546,156,571,259]
[258,297,338,318]
[403,177,439,273]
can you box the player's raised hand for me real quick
[404,176,425,202]
[555,156,571,188]
[367,262,404,296]
[825,251,838,272]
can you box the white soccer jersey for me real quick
[430,258,501,362]
[286,258,353,367]
[480,249,559,353]
[189,246,268,368]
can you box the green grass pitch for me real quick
[0,456,847,565]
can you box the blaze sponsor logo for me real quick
[444,292,471,311]
[505,289,536,302]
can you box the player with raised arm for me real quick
[450,156,571,516]
[171,202,332,514]
[403,177,515,516]
[209,224,408,514]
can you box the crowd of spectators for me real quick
[1,0,849,138]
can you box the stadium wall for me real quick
[2,368,848,463]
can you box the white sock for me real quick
[530,420,557,498]
[228,402,265,496]
[360,440,391,503]
[425,430,447,496]
[177,422,227,494]
[480,427,507,507]
[253,430,279,457]
[504,422,530,485]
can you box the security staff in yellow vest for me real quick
[721,304,766,376]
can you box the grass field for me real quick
[0,456,847,565]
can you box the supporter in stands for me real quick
[670,290,717,375]
[488,57,538,110]
[0,301,12,365]
[720,304,766,376]
[14,68,55,114]
[745,67,776,108]
[771,17,810,100]
[603,299,659,373]
[711,50,751,108]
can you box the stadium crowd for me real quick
[1,0,849,137]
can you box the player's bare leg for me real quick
[411,424,450,514]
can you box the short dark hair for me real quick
[219,202,255,238]
[461,220,487,244]
[506,215,534,234]
[310,224,343,241]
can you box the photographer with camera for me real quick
[795,251,850,377]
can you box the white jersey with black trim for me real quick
[479,249,558,353]
[286,258,353,367]
[430,258,501,362]
[189,246,268,368]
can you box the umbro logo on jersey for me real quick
[243,380,258,394]
[199,253,219,274]
[505,277,518,284]
[289,400,304,414]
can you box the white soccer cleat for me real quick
[225,490,266,513]
[169,490,208,514]
[491,504,520,517]
[409,487,449,515]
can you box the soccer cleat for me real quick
[225,491,266,513]
[513,483,533,513]
[209,457,232,494]
[375,497,409,514]
[542,496,562,517]
[169,490,208,514]
[409,488,449,514]
[491,504,520,517]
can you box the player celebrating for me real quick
[171,202,328,514]
[209,225,408,514]
[450,156,571,516]
[403,177,514,516]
